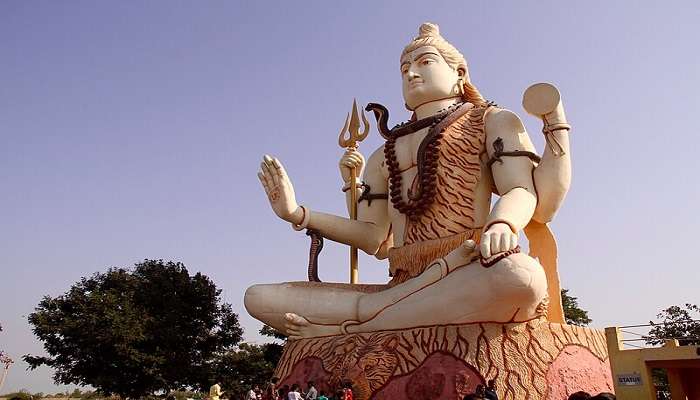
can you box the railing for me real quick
[616,319,700,350]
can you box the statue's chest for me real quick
[392,128,430,171]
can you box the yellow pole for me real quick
[338,99,369,284]
[349,154,359,283]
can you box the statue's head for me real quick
[401,23,484,110]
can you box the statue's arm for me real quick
[481,108,538,256]
[329,146,391,255]
[343,146,390,224]
[258,150,389,256]
[344,146,392,258]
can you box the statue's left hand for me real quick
[480,223,518,259]
[257,155,301,223]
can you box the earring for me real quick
[457,77,465,96]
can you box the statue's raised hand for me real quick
[257,155,300,223]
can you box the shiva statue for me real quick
[247,22,571,340]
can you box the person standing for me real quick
[263,377,279,400]
[463,384,486,400]
[245,386,257,400]
[342,382,353,400]
[210,383,224,400]
[568,392,591,400]
[484,380,498,400]
[287,384,303,400]
[305,381,317,400]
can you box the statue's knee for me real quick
[489,253,546,302]
[244,284,277,316]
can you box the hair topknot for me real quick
[402,22,487,106]
[417,22,440,38]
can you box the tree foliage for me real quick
[24,260,243,398]
[561,289,592,326]
[215,342,279,397]
[260,325,287,341]
[259,325,285,376]
[644,303,700,346]
[0,322,12,368]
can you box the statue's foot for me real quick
[284,313,342,340]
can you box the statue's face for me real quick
[401,45,461,110]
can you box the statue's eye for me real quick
[422,58,435,65]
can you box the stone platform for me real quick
[275,319,613,400]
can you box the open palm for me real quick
[257,155,299,222]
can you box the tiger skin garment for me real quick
[388,103,492,285]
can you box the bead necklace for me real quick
[384,102,465,219]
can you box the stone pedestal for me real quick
[275,319,613,400]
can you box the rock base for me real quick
[275,319,613,400]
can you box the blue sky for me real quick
[1,0,699,393]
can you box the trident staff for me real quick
[338,99,369,283]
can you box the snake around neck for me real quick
[366,101,475,219]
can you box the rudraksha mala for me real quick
[383,102,464,220]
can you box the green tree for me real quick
[1,391,31,400]
[24,260,243,398]
[0,323,6,359]
[0,323,5,360]
[260,325,287,341]
[561,289,592,326]
[259,325,285,369]
[0,323,14,393]
[216,343,276,397]
[644,303,700,346]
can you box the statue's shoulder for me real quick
[366,144,385,163]
[484,106,526,139]
[367,144,388,177]
[484,107,523,128]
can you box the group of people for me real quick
[460,381,616,400]
[240,377,615,400]
[243,378,353,400]
[567,391,616,400]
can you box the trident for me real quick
[338,99,370,284]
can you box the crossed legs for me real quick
[244,252,547,339]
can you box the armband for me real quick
[358,183,389,206]
[487,137,541,168]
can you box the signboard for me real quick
[617,373,642,386]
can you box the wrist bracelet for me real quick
[291,205,311,231]
[341,181,363,192]
[542,123,569,156]
[542,122,571,134]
